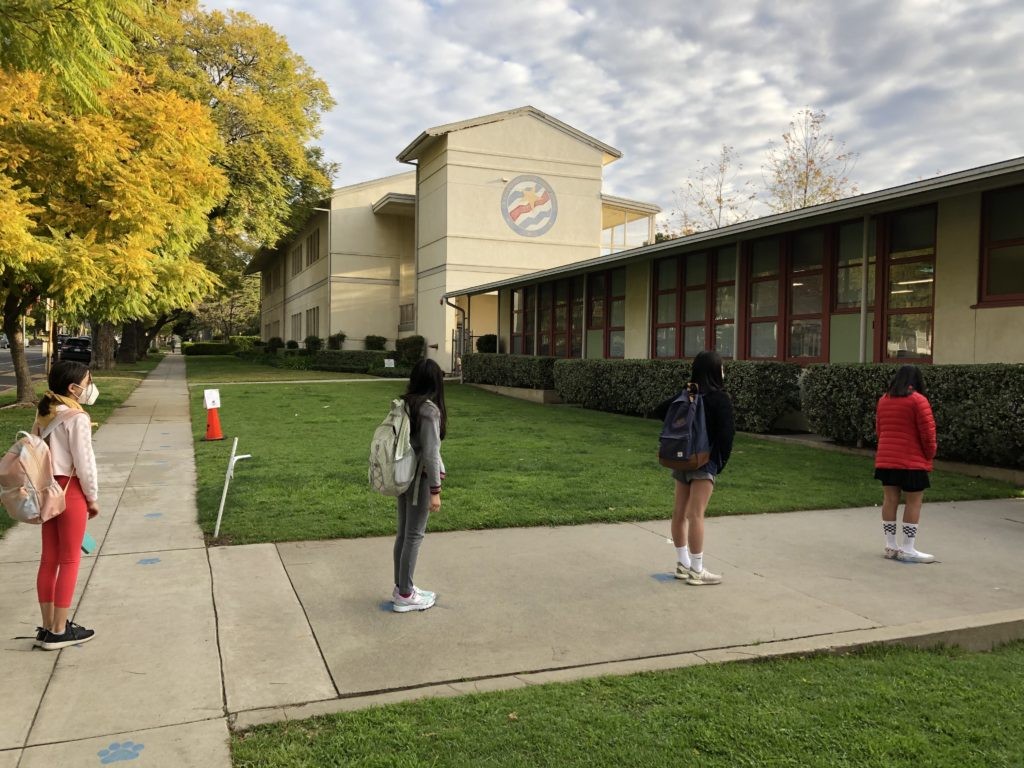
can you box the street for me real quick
[0,346,48,393]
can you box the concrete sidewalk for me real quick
[2,355,1023,767]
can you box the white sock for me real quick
[883,522,897,549]
[690,552,703,573]
[676,546,690,568]
[902,523,919,552]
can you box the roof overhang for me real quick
[371,192,416,217]
[397,105,622,166]
[444,155,1024,299]
[601,193,661,227]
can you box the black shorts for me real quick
[874,468,930,493]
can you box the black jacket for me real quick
[655,387,736,474]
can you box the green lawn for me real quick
[187,361,1019,544]
[0,354,164,538]
[185,354,374,383]
[232,641,1024,767]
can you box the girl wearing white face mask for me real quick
[32,361,100,650]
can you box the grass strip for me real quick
[187,370,1018,544]
[232,641,1024,767]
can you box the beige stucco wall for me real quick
[467,293,499,338]
[933,193,1024,363]
[623,262,651,359]
[416,113,608,367]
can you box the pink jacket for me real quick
[40,407,99,502]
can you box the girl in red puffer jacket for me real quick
[874,365,938,563]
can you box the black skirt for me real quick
[874,468,931,492]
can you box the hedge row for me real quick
[183,342,238,356]
[462,353,558,390]
[803,363,1024,468]
[552,359,801,433]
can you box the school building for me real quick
[248,107,1024,368]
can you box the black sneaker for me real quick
[34,626,46,648]
[40,621,95,651]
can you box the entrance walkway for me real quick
[2,355,1023,766]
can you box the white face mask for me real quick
[75,381,99,406]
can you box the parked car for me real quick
[0,333,8,349]
[60,336,92,364]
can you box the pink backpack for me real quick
[0,411,79,524]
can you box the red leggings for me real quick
[36,477,87,609]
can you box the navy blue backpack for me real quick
[658,385,712,471]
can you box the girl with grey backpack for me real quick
[391,359,447,613]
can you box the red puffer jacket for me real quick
[874,391,937,471]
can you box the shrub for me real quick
[327,332,346,350]
[266,337,284,353]
[803,363,1024,467]
[304,335,323,352]
[552,358,801,433]
[229,335,260,352]
[286,339,299,350]
[475,334,497,353]
[312,350,388,373]
[182,342,239,356]
[395,335,426,366]
[267,353,313,370]
[364,334,387,351]
[369,354,412,379]
[462,353,557,389]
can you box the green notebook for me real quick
[81,532,97,555]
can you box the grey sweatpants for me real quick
[394,475,431,594]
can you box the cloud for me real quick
[201,0,1024,222]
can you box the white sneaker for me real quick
[897,549,935,564]
[674,562,691,580]
[687,567,723,585]
[392,588,436,613]
[392,585,436,601]
[884,547,900,560]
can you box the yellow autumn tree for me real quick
[0,69,227,402]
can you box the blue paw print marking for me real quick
[144,512,163,519]
[137,557,161,565]
[97,740,144,763]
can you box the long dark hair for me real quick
[690,350,725,394]
[402,358,447,439]
[38,360,90,417]
[887,364,927,398]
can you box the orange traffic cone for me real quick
[205,407,225,441]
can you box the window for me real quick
[291,245,303,276]
[652,258,677,358]
[713,246,736,358]
[588,268,626,358]
[536,279,583,357]
[981,184,1024,304]
[305,229,320,267]
[834,220,876,311]
[787,228,825,360]
[305,306,320,339]
[290,313,301,342]
[882,206,935,360]
[748,238,781,358]
[511,287,536,354]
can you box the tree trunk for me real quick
[142,313,173,355]
[2,293,36,405]
[117,320,144,364]
[90,320,118,370]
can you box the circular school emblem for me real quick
[501,175,558,237]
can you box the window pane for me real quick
[555,305,567,332]
[538,334,549,354]
[512,337,523,354]
[657,259,677,289]
[988,186,1024,241]
[838,222,865,265]
[889,262,934,308]
[752,239,779,276]
[611,268,626,296]
[609,330,625,359]
[887,313,932,358]
[610,299,625,327]
[656,293,677,324]
[589,297,605,329]
[684,326,706,358]
[524,334,534,355]
[513,311,523,334]
[571,330,582,358]
[715,285,735,321]
[554,334,567,357]
[716,247,736,282]
[539,307,551,332]
[715,324,735,358]
[684,288,706,323]
[890,208,935,256]
[792,229,824,272]
[789,320,822,358]
[750,280,779,317]
[750,322,777,357]
[589,274,605,297]
[790,274,822,315]
[987,245,1024,296]
[655,327,676,358]
[686,253,707,286]
[836,264,876,309]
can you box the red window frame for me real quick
[876,205,936,363]
[979,184,1024,306]
[745,237,783,359]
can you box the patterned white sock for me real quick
[883,522,898,549]
[902,523,919,552]
[676,546,690,568]
[690,552,703,573]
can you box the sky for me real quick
[202,0,1024,225]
